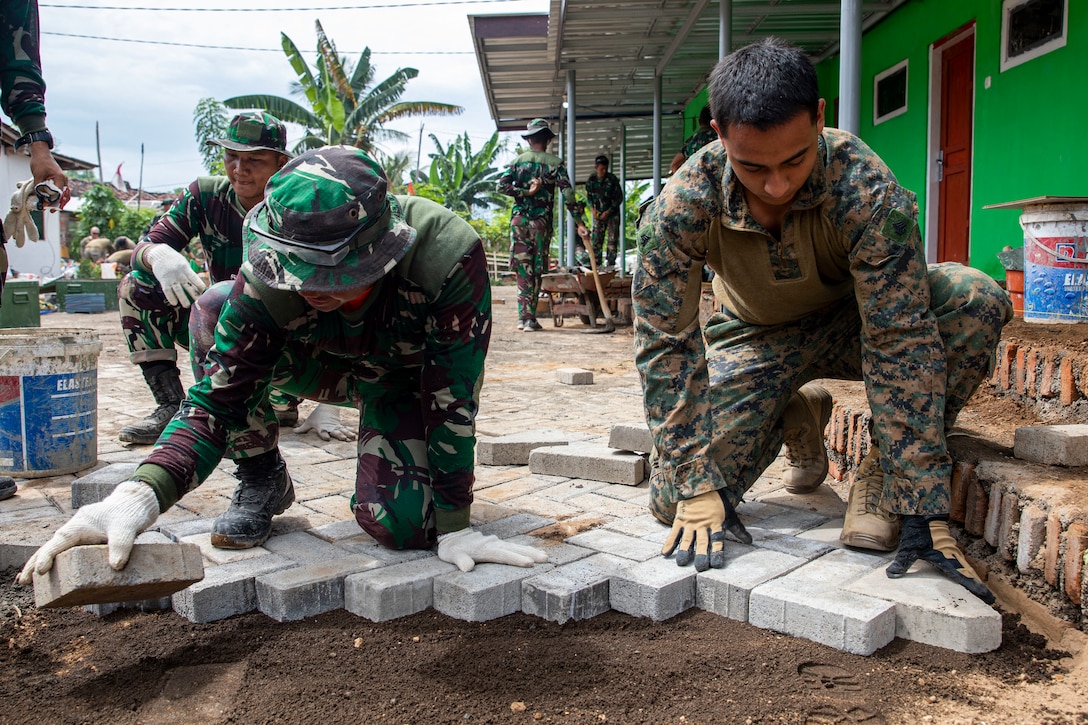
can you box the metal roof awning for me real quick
[470,0,909,182]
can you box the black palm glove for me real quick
[887,514,995,605]
[662,490,752,571]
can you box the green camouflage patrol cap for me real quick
[207,111,292,157]
[521,118,556,140]
[245,146,416,294]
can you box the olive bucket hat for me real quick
[245,146,416,294]
[207,111,293,157]
[521,118,556,140]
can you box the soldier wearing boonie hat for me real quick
[115,110,347,453]
[584,154,623,267]
[499,118,587,331]
[19,146,550,577]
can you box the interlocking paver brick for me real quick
[609,556,697,621]
[529,444,647,485]
[172,554,297,623]
[1014,425,1088,467]
[33,542,204,609]
[565,529,661,561]
[748,549,895,655]
[522,553,628,623]
[344,556,457,622]
[70,462,139,508]
[476,429,578,465]
[607,423,653,453]
[477,513,555,539]
[556,367,593,385]
[696,544,808,621]
[261,530,350,563]
[433,561,552,622]
[256,554,383,622]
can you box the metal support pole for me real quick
[839,0,862,134]
[619,124,627,277]
[566,70,577,268]
[719,0,732,59]
[653,74,662,197]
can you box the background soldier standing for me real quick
[584,154,623,268]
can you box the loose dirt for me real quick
[2,298,1087,725]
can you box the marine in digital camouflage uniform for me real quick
[18,147,548,578]
[584,155,623,267]
[498,118,586,329]
[669,104,717,175]
[634,38,1010,603]
[116,112,294,445]
[1,0,68,310]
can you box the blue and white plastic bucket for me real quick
[1022,203,1088,323]
[0,328,101,478]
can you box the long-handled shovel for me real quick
[579,227,615,334]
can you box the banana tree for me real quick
[223,19,463,155]
[416,131,506,214]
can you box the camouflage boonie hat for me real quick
[521,118,556,140]
[207,111,292,157]
[245,146,416,294]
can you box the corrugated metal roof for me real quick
[470,0,908,181]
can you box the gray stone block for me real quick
[556,367,593,385]
[310,518,371,543]
[696,543,807,621]
[522,553,627,624]
[433,561,551,622]
[1013,425,1088,467]
[507,535,595,567]
[157,517,215,542]
[261,530,349,563]
[750,527,837,561]
[607,423,653,454]
[70,462,140,509]
[476,429,575,466]
[256,554,383,622]
[33,542,204,609]
[529,444,647,485]
[609,556,697,621]
[748,549,895,656]
[344,556,457,622]
[845,564,1002,653]
[172,554,297,623]
[1017,504,1047,573]
[565,528,661,561]
[0,514,68,570]
[477,513,555,539]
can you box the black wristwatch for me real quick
[14,129,54,150]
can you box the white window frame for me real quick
[873,59,909,126]
[1000,0,1068,72]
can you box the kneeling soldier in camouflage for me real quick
[633,39,1010,603]
[20,147,546,579]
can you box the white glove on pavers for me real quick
[145,243,206,308]
[17,481,160,584]
[4,179,39,247]
[293,403,357,441]
[436,528,549,573]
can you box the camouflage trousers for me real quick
[590,214,620,267]
[119,270,295,410]
[191,281,439,551]
[649,263,1012,523]
[510,213,552,321]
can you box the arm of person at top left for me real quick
[632,153,726,502]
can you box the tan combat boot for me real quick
[782,383,834,494]
[840,446,901,551]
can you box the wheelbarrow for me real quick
[540,270,615,328]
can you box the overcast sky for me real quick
[36,0,547,192]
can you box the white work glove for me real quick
[145,243,206,308]
[16,481,160,584]
[293,403,357,441]
[436,527,549,573]
[4,179,39,247]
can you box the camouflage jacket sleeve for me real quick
[631,150,727,500]
[0,0,47,133]
[828,135,953,508]
[139,177,244,283]
[554,163,583,217]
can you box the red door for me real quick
[937,33,974,264]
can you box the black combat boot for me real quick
[118,363,185,444]
[211,450,295,549]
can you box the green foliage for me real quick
[223,19,463,156]
[624,179,652,252]
[193,97,229,175]
[423,131,506,214]
[73,184,125,251]
[465,203,512,256]
[76,258,101,279]
[116,206,158,241]
[373,149,412,194]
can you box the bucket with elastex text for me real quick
[1021,203,1088,323]
[0,328,101,478]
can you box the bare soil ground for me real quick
[2,304,1086,725]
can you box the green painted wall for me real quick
[814,0,1087,278]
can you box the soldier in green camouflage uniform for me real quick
[634,39,1010,603]
[498,118,586,330]
[116,112,311,445]
[584,155,623,267]
[1,0,69,313]
[19,147,549,575]
[669,105,717,175]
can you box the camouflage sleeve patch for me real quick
[881,209,915,244]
